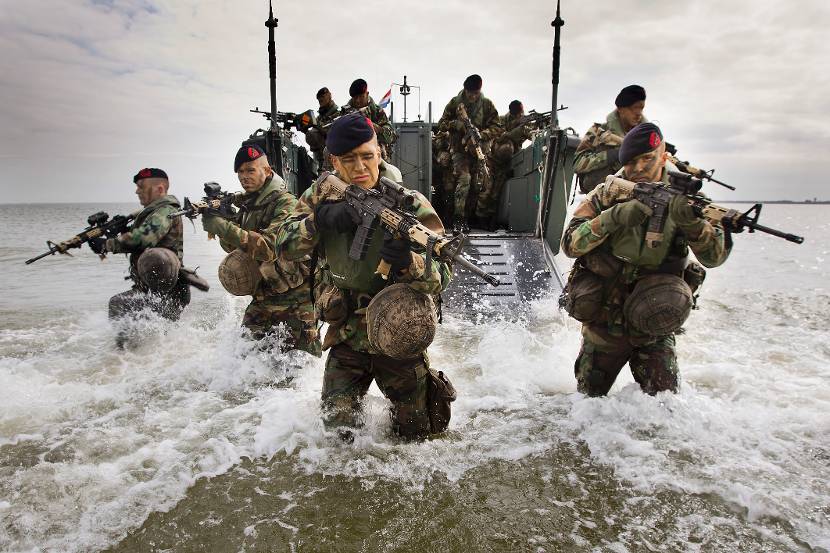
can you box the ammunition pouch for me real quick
[315,283,349,326]
[562,266,605,323]
[683,260,706,295]
[426,368,457,434]
[259,255,309,294]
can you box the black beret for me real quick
[316,87,329,100]
[133,167,168,183]
[234,144,266,172]
[508,100,523,115]
[615,84,646,108]
[326,112,375,156]
[463,74,482,91]
[349,78,368,98]
[619,123,664,165]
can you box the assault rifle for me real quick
[318,173,501,286]
[457,103,490,180]
[25,210,139,264]
[601,172,804,248]
[667,155,735,191]
[168,182,240,221]
[320,105,370,130]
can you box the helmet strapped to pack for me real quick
[136,247,181,293]
[366,283,437,359]
[623,274,693,336]
[218,249,262,296]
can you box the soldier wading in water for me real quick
[276,113,456,440]
[561,123,731,396]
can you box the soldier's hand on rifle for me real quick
[599,199,653,234]
[669,195,705,233]
[88,236,108,255]
[202,213,231,237]
[380,236,412,274]
[452,120,466,133]
[314,201,360,233]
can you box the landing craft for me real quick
[242,0,577,313]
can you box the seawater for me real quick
[0,203,827,552]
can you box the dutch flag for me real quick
[378,87,392,110]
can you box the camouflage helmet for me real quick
[136,247,181,293]
[218,249,262,296]
[624,274,693,336]
[492,141,515,163]
[367,283,437,359]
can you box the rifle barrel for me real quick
[743,219,804,244]
[25,249,57,264]
[450,252,501,286]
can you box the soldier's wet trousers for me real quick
[242,298,322,357]
[108,281,190,347]
[574,323,678,396]
[476,159,505,219]
[322,343,431,439]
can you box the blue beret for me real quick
[234,144,265,172]
[326,112,375,156]
[619,123,663,165]
[133,167,168,183]
[615,85,646,107]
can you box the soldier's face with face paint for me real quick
[617,100,645,131]
[331,135,381,189]
[464,89,481,103]
[624,143,667,183]
[352,91,370,109]
[237,157,273,193]
[135,178,167,206]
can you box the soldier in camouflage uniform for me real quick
[344,78,397,163]
[479,100,535,229]
[202,145,321,356]
[305,87,340,171]
[561,123,731,396]
[437,74,501,232]
[88,168,191,347]
[276,113,452,439]
[574,85,648,194]
[431,129,455,224]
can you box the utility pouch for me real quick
[581,249,623,279]
[315,283,348,326]
[682,261,706,295]
[426,368,457,433]
[561,266,605,323]
[179,266,210,292]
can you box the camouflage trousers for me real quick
[450,148,489,219]
[574,323,678,396]
[243,295,322,357]
[322,343,431,439]
[476,159,508,219]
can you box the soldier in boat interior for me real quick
[574,84,648,194]
[343,78,397,163]
[305,86,340,171]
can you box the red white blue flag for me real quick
[378,87,392,109]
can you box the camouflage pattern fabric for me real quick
[476,112,534,219]
[344,97,397,160]
[276,167,451,353]
[307,100,341,170]
[322,344,431,439]
[431,131,455,222]
[575,323,678,396]
[573,111,649,194]
[561,167,730,395]
[438,90,501,219]
[208,175,321,356]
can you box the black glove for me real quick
[380,237,412,273]
[88,236,107,255]
[606,147,620,165]
[315,201,360,233]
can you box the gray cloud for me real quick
[0,0,828,203]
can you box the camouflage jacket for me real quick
[574,110,649,193]
[275,166,452,352]
[211,175,313,301]
[498,112,533,151]
[438,90,501,153]
[561,169,731,335]
[344,97,397,146]
[317,100,340,128]
[107,195,183,269]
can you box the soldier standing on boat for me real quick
[437,74,501,232]
[561,123,731,396]
[201,145,321,357]
[344,78,397,163]
[574,85,648,194]
[90,168,195,348]
[275,113,455,440]
[305,86,340,171]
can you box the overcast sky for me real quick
[1,0,828,203]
